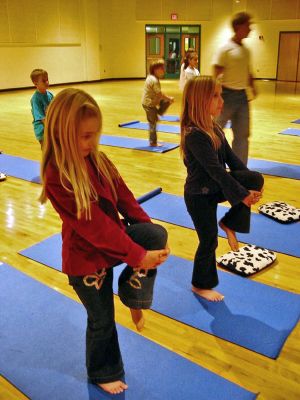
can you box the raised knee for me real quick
[252,171,264,190]
[152,223,168,248]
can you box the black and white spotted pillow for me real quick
[258,201,300,223]
[217,245,276,277]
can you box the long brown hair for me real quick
[180,75,222,158]
[40,88,120,220]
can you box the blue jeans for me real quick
[68,222,168,384]
[216,88,250,165]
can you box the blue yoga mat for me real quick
[0,263,257,400]
[100,134,178,153]
[279,128,300,137]
[292,119,300,124]
[140,192,300,258]
[0,154,41,183]
[1,153,299,185]
[19,236,300,358]
[159,115,180,122]
[247,158,300,180]
[119,120,180,134]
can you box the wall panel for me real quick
[247,0,271,20]
[136,0,162,21]
[35,0,60,43]
[8,0,36,43]
[186,0,212,21]
[0,0,10,42]
[162,0,187,21]
[271,0,299,20]
[59,0,81,43]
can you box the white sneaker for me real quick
[0,172,7,181]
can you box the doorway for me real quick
[277,32,300,82]
[145,25,201,79]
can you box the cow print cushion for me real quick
[258,201,300,223]
[217,245,276,277]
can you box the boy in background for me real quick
[30,69,54,147]
[142,60,174,147]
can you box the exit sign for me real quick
[171,13,178,20]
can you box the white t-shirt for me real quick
[142,75,161,107]
[213,39,251,90]
[179,63,185,91]
[185,66,200,82]
[179,64,200,91]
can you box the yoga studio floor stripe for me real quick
[19,238,300,359]
[0,263,257,400]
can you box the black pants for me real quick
[68,222,168,384]
[184,170,264,289]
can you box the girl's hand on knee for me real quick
[242,190,263,207]
[138,249,169,269]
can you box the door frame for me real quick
[276,31,300,82]
[145,24,201,78]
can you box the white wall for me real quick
[0,0,101,89]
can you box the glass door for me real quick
[145,25,200,79]
[165,26,181,78]
[146,26,165,76]
[181,26,200,70]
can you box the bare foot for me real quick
[192,286,224,302]
[150,142,163,147]
[130,308,145,331]
[98,380,128,394]
[219,221,239,251]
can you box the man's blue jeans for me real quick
[68,222,168,384]
[216,87,250,165]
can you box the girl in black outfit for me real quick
[180,76,264,302]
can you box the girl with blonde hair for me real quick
[40,88,169,394]
[181,76,263,302]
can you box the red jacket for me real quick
[45,156,151,276]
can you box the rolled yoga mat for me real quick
[0,263,257,400]
[19,237,300,358]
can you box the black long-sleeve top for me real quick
[184,126,249,206]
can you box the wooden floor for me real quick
[0,79,299,400]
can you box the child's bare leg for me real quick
[98,381,128,395]
[219,221,239,251]
[130,308,145,331]
[192,286,224,302]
